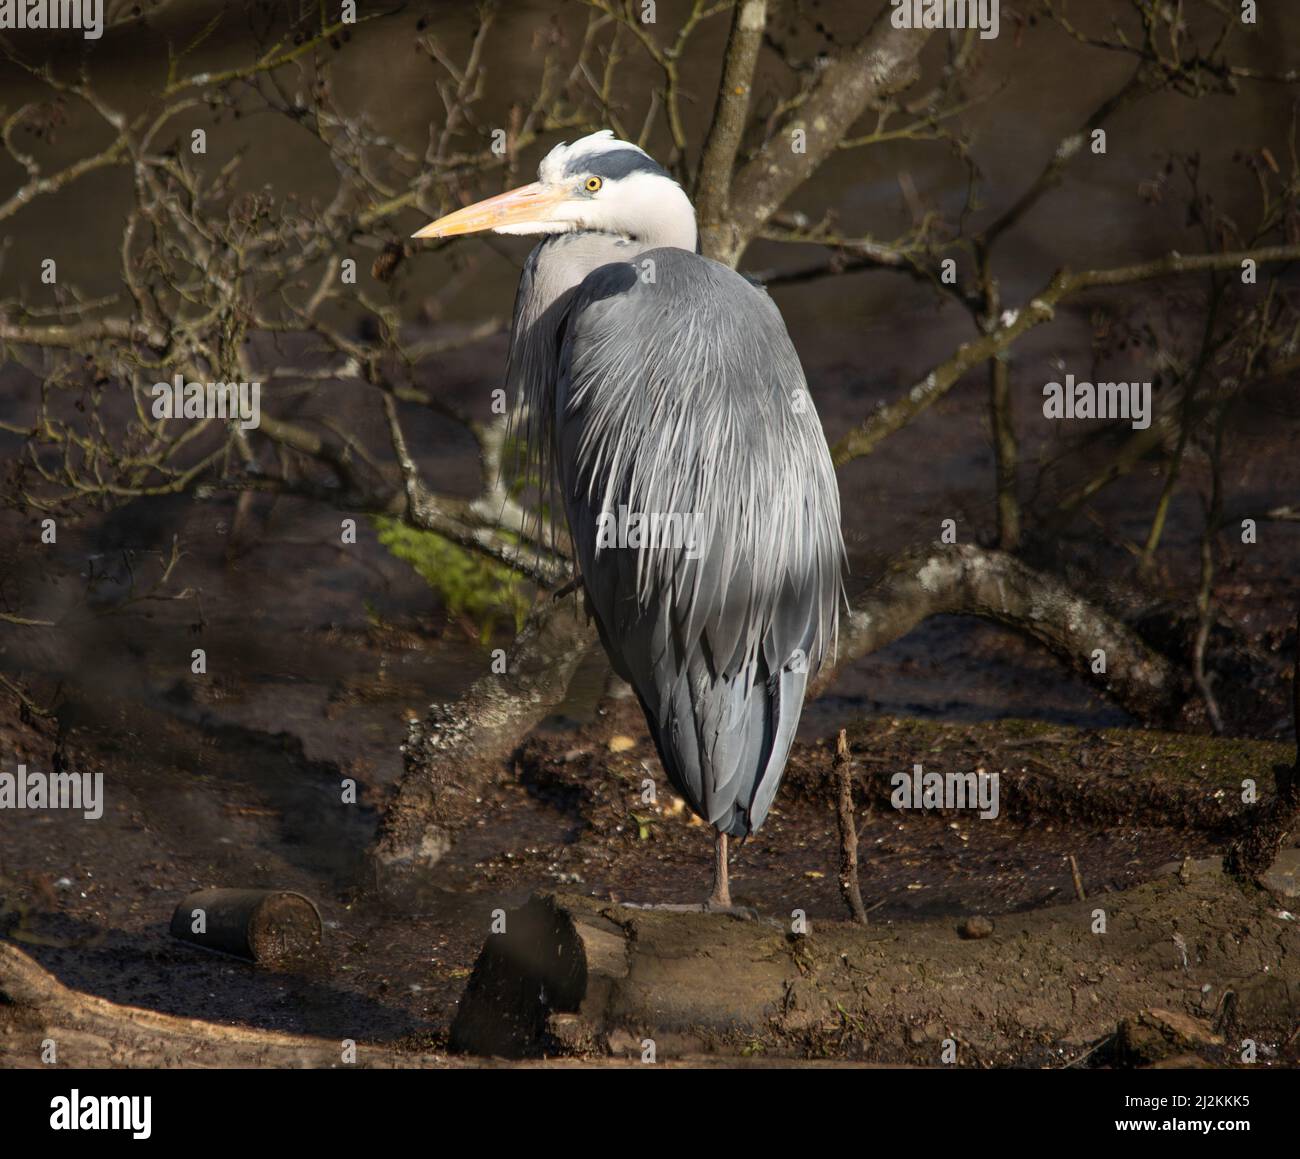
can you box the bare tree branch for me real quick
[818,544,1189,723]
[694,0,767,256]
[832,244,1300,466]
[710,9,932,265]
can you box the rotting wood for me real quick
[449,869,1300,1063]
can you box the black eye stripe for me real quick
[563,149,668,182]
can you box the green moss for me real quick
[841,715,1291,793]
[370,515,531,645]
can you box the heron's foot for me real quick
[622,901,706,912]
[704,900,758,920]
[618,901,757,919]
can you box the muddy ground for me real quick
[2,654,1296,1065]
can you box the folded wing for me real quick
[555,249,845,836]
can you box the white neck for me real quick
[612,173,698,250]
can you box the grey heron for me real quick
[414,131,845,910]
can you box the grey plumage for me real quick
[509,234,844,837]
[413,130,846,863]
[562,148,669,182]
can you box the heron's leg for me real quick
[620,829,752,916]
[707,830,730,909]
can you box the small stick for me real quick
[835,730,869,924]
[1225,606,1300,880]
[1068,853,1087,901]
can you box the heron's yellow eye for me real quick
[584,176,603,193]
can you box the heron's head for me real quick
[412,130,697,251]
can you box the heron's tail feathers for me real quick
[643,653,807,838]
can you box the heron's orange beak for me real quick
[411,182,568,239]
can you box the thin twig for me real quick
[835,730,869,924]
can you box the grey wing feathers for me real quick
[555,248,844,836]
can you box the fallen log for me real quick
[0,942,880,1069]
[169,888,322,963]
[450,867,1300,1063]
[0,942,444,1069]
